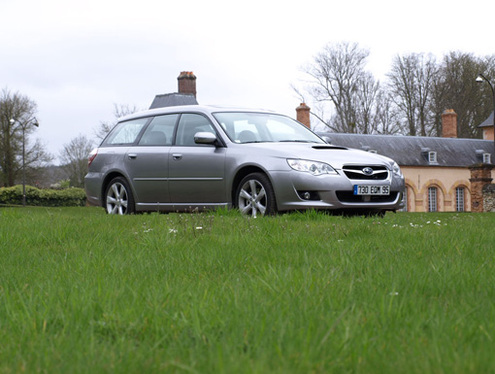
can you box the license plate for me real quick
[354,185,390,195]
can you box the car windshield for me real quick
[213,112,325,144]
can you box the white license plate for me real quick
[354,185,390,196]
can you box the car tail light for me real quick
[88,148,98,167]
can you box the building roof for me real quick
[149,93,198,109]
[479,112,494,128]
[319,132,494,167]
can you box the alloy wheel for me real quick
[106,181,129,215]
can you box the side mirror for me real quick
[194,132,218,145]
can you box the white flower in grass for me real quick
[196,226,203,230]
[408,222,423,228]
[169,229,178,234]
[389,292,399,296]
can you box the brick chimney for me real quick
[296,103,311,128]
[441,109,457,138]
[177,71,197,97]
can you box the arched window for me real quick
[428,187,437,212]
[456,187,465,212]
[401,186,413,212]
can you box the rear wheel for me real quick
[104,177,135,215]
[236,173,276,217]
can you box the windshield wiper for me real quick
[242,140,274,144]
[278,140,320,143]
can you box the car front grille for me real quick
[342,165,389,180]
[336,191,400,203]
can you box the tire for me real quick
[236,172,277,217]
[104,177,135,215]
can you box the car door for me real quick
[168,113,226,204]
[124,114,178,204]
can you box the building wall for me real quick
[483,127,494,141]
[402,166,473,212]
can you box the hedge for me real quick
[0,185,87,207]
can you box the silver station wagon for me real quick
[84,105,405,216]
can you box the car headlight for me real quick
[392,162,403,178]
[287,159,337,176]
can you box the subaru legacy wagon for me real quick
[84,105,405,216]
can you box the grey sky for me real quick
[1,0,493,163]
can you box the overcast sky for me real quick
[1,0,494,164]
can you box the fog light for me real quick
[297,191,320,201]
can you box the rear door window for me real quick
[138,114,178,146]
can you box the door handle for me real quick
[128,153,137,159]
[172,154,182,160]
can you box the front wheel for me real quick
[104,177,135,215]
[236,173,277,217]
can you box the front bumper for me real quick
[270,170,405,212]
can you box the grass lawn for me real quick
[1,207,494,373]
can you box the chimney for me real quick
[441,109,457,138]
[296,103,311,128]
[177,71,197,97]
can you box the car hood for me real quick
[237,142,396,169]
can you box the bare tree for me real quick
[298,42,393,134]
[59,134,94,188]
[0,88,53,187]
[355,71,381,134]
[298,44,495,138]
[433,52,495,138]
[302,42,370,133]
[95,103,140,142]
[387,53,438,136]
[374,90,403,135]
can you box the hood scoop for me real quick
[312,145,348,150]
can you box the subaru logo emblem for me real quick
[362,167,374,175]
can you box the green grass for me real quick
[1,207,494,373]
